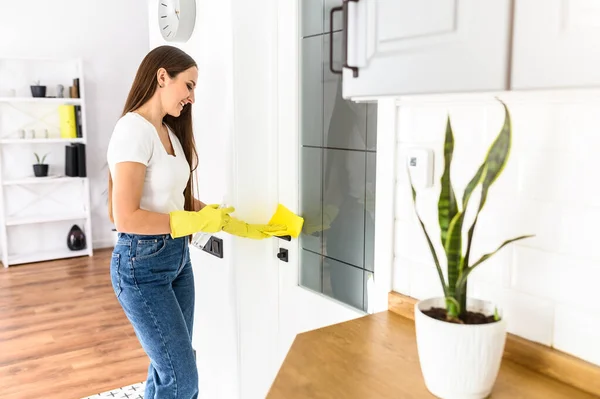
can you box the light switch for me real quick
[407,148,434,189]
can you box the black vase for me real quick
[30,85,46,98]
[33,164,48,177]
[67,225,86,251]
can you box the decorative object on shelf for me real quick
[17,129,25,139]
[69,78,80,99]
[33,152,49,177]
[67,224,86,250]
[30,80,46,98]
[57,84,64,98]
[409,100,534,399]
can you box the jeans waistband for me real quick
[117,232,174,241]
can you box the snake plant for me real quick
[409,100,533,321]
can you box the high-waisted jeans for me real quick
[110,233,198,399]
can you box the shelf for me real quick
[7,248,89,266]
[6,213,88,226]
[0,138,85,144]
[0,97,82,105]
[3,176,86,186]
[0,57,92,267]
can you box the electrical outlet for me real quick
[407,147,434,189]
[202,236,223,258]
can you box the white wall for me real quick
[0,0,150,249]
[391,90,600,367]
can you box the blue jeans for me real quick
[110,233,198,399]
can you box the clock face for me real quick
[158,0,196,42]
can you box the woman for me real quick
[107,45,284,398]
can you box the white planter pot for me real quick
[414,297,507,399]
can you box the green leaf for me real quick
[458,100,512,310]
[409,173,449,298]
[462,163,486,210]
[445,296,461,319]
[439,117,458,247]
[444,210,464,297]
[34,152,48,164]
[464,101,512,268]
[494,307,500,321]
[456,234,534,294]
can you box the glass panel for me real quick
[300,249,322,293]
[301,0,323,38]
[366,103,378,150]
[300,147,323,254]
[323,257,364,310]
[301,35,323,147]
[323,31,367,151]
[364,152,376,272]
[324,0,343,35]
[298,4,377,313]
[323,148,366,268]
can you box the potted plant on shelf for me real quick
[33,152,49,177]
[409,100,534,399]
[30,80,46,98]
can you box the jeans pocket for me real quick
[110,253,122,298]
[135,237,167,260]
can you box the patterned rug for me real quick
[81,382,145,399]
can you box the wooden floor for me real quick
[0,248,148,399]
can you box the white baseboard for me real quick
[93,239,115,249]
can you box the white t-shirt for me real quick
[106,112,191,214]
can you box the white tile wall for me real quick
[392,92,600,366]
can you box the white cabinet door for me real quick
[511,0,600,90]
[338,0,512,100]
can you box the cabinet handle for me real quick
[329,0,360,78]
[329,5,343,75]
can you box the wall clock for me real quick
[158,0,196,42]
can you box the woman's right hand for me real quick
[169,205,235,238]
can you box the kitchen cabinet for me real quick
[337,0,512,100]
[331,0,600,99]
[511,0,600,90]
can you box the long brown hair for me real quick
[108,45,199,224]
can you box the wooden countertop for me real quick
[267,311,597,399]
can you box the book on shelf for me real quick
[65,143,86,177]
[58,104,83,139]
[74,105,82,138]
[59,105,77,138]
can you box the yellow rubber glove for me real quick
[302,204,339,235]
[170,204,235,238]
[223,217,287,240]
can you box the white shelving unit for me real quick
[0,57,94,267]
